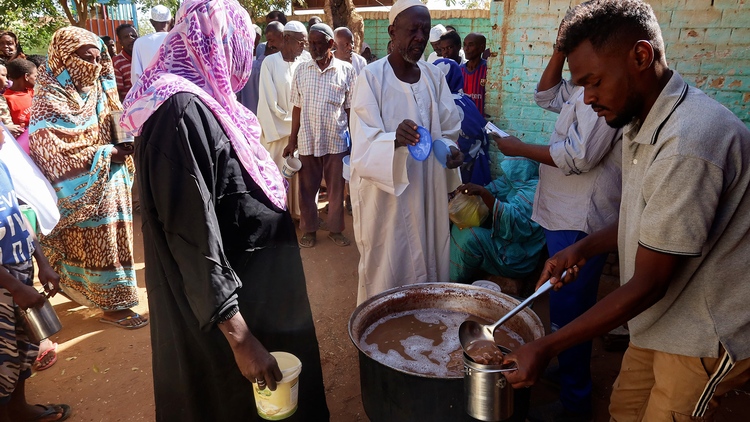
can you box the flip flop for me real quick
[328,233,351,247]
[298,233,316,248]
[99,313,149,330]
[26,404,71,421]
[34,342,58,371]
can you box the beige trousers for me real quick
[609,343,750,421]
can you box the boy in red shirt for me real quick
[3,59,36,152]
[3,59,36,128]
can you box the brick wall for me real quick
[486,0,750,174]
[360,9,492,59]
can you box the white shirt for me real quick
[131,32,169,84]
[427,49,466,64]
[350,53,368,75]
[531,80,623,234]
[257,51,311,146]
[350,58,462,304]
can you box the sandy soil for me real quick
[26,211,748,421]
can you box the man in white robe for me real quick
[350,0,464,304]
[256,21,311,219]
[333,27,368,75]
[131,5,171,83]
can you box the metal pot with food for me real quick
[348,283,544,422]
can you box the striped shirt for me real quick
[112,51,133,102]
[460,59,487,116]
[291,57,356,157]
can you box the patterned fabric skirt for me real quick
[0,260,39,401]
[41,159,138,311]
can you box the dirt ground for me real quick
[26,211,749,421]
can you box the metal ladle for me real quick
[459,271,566,360]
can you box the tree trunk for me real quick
[58,0,88,28]
[324,0,365,54]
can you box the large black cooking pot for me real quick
[348,283,545,422]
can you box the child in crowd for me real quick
[3,59,35,128]
[2,59,36,151]
[0,64,22,137]
[0,128,71,421]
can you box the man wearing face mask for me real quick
[29,27,145,330]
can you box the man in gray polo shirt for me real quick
[502,1,750,420]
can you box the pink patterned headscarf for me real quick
[121,0,286,209]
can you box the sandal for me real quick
[99,313,149,330]
[25,404,71,421]
[298,233,316,248]
[33,342,58,371]
[328,232,351,247]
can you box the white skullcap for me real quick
[252,24,262,36]
[429,24,447,43]
[150,5,172,22]
[283,21,308,35]
[389,0,428,25]
[360,42,371,54]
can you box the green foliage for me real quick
[0,1,68,55]
[0,0,308,54]
[236,0,289,22]
[443,0,489,9]
[136,0,181,18]
[137,0,289,22]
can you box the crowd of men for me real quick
[104,5,496,255]
[0,0,748,420]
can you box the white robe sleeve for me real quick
[257,58,284,143]
[130,39,144,84]
[350,66,410,196]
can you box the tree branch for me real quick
[58,0,79,26]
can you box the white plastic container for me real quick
[471,280,502,293]
[252,351,302,420]
[281,156,302,178]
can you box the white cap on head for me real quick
[283,21,308,35]
[150,5,172,22]
[252,24,262,36]
[429,24,447,43]
[389,0,428,25]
